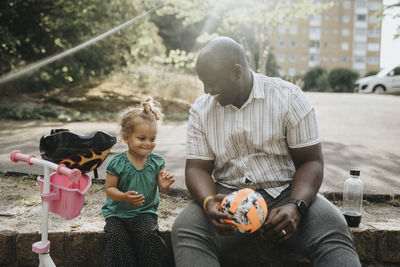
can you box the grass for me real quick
[0,64,203,122]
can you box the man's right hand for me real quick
[204,194,237,235]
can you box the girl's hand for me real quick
[123,191,145,207]
[158,169,175,194]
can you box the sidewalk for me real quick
[1,92,400,195]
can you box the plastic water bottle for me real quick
[342,169,364,227]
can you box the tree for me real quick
[149,0,331,74]
[328,68,359,93]
[379,0,400,39]
[0,0,165,91]
[303,66,328,91]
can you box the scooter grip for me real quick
[10,150,35,165]
[57,164,81,182]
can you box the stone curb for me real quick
[1,227,400,267]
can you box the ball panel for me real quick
[219,188,268,234]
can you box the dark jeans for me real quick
[172,184,361,267]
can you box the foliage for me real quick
[303,66,328,91]
[0,0,165,92]
[328,68,359,93]
[378,0,400,39]
[364,70,379,77]
[153,0,332,74]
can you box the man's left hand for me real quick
[259,203,301,242]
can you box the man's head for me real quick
[196,36,251,107]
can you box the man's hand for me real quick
[204,194,237,235]
[123,191,145,207]
[260,203,301,242]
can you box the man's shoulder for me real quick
[256,73,299,92]
[191,94,214,110]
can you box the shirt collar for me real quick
[250,71,265,100]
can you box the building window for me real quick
[368,16,379,24]
[334,16,339,21]
[310,55,320,62]
[369,1,382,10]
[290,40,297,47]
[289,55,296,62]
[332,57,338,62]
[354,56,365,63]
[279,40,285,47]
[368,29,380,38]
[310,14,322,26]
[301,55,307,61]
[333,29,339,35]
[278,54,286,62]
[302,42,308,47]
[342,15,350,23]
[355,28,367,36]
[290,26,298,35]
[288,68,296,76]
[333,43,338,48]
[343,1,351,9]
[342,56,348,63]
[342,28,350,36]
[357,14,367,22]
[279,26,286,34]
[354,42,366,50]
[324,15,330,20]
[278,69,285,76]
[341,42,349,51]
[367,56,379,65]
[323,56,328,62]
[310,41,320,48]
[324,29,329,34]
[367,43,380,51]
[356,0,368,8]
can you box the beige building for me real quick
[273,0,382,76]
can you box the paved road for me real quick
[1,92,399,195]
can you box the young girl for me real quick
[102,97,175,267]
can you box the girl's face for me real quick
[123,118,157,158]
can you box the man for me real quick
[172,36,361,266]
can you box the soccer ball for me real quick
[219,188,268,234]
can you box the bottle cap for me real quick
[350,169,360,176]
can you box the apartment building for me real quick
[273,0,382,76]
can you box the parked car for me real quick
[354,64,400,93]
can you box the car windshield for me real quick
[377,65,400,78]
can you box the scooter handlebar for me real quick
[57,164,81,182]
[10,150,35,165]
[10,150,81,182]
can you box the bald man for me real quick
[172,37,361,266]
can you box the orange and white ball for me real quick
[219,188,268,234]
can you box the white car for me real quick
[354,64,400,93]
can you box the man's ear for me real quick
[231,64,242,80]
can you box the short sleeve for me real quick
[285,87,320,148]
[151,153,166,171]
[106,154,123,176]
[186,103,215,160]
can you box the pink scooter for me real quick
[10,150,91,267]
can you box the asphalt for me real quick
[1,92,400,195]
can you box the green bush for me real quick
[303,67,328,91]
[328,68,359,93]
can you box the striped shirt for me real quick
[186,72,320,198]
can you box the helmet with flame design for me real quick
[40,129,116,173]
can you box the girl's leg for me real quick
[124,214,167,267]
[103,216,136,267]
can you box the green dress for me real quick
[101,151,165,220]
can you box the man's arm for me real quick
[260,143,323,241]
[185,158,236,234]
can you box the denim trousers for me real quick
[171,184,361,267]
